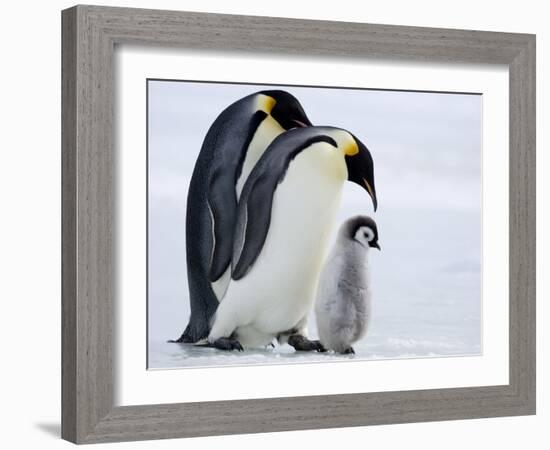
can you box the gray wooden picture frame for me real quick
[61,4,536,444]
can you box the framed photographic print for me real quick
[62,4,536,444]
[147,79,482,370]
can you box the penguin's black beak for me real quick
[345,136,377,211]
[370,241,381,251]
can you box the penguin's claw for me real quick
[212,337,244,352]
[288,335,327,352]
[343,347,355,355]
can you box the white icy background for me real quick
[147,80,482,369]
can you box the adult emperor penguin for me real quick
[207,126,377,351]
[172,90,312,344]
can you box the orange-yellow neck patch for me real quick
[343,139,359,156]
[257,94,276,114]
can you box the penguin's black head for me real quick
[345,216,380,250]
[345,134,378,211]
[261,90,313,130]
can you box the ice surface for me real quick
[149,328,481,369]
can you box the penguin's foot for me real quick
[288,335,327,352]
[212,337,244,352]
[342,347,355,355]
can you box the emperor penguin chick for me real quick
[315,216,380,354]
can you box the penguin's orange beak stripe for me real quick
[292,119,309,128]
[363,178,375,198]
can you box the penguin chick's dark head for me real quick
[342,215,381,250]
[260,90,313,130]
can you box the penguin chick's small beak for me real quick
[371,241,381,251]
[345,136,378,211]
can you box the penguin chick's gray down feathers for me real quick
[314,216,380,354]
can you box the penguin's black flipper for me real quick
[207,167,238,281]
[207,110,269,282]
[232,129,338,280]
[231,173,276,280]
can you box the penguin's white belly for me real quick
[210,143,347,347]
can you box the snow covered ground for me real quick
[149,319,480,369]
[147,81,482,370]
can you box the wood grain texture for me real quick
[61,4,536,444]
[62,5,114,442]
[508,37,536,408]
[61,7,77,443]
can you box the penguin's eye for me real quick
[362,229,374,242]
[355,227,373,243]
